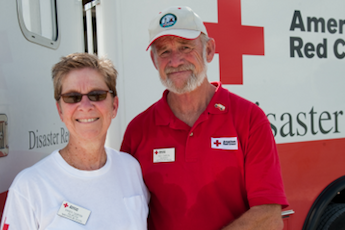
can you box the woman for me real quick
[0,53,149,229]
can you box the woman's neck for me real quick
[59,141,107,170]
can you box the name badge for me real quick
[153,148,175,163]
[211,137,238,150]
[57,201,91,225]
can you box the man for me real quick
[121,6,288,230]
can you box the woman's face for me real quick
[56,68,118,142]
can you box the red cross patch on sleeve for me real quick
[2,218,9,230]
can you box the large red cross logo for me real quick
[204,0,265,85]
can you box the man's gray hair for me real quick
[150,33,210,55]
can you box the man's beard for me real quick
[160,61,208,95]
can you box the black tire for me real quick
[317,203,345,230]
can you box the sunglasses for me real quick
[60,90,114,104]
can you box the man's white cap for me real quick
[146,6,208,51]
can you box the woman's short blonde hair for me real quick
[52,53,118,101]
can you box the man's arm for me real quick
[222,204,283,230]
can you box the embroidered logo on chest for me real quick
[211,137,238,150]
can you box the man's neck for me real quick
[167,80,216,127]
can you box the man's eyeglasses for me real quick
[60,90,114,104]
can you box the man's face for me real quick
[151,36,207,94]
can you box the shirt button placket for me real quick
[186,130,198,162]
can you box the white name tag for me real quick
[57,201,91,225]
[153,148,175,163]
[211,137,238,150]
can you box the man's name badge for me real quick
[57,201,91,225]
[153,148,175,163]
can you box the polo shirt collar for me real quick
[154,81,229,126]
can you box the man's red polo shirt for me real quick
[121,82,288,230]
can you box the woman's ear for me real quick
[112,96,119,119]
[56,101,64,122]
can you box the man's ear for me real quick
[205,38,216,63]
[150,50,158,70]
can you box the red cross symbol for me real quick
[155,151,158,155]
[64,203,69,208]
[3,218,9,230]
[3,224,9,230]
[214,140,221,147]
[204,0,264,84]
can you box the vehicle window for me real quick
[17,0,59,49]
[0,114,8,157]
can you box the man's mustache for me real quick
[165,64,195,74]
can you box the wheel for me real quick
[317,203,345,230]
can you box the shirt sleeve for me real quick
[1,188,38,230]
[244,106,289,208]
[120,128,131,154]
[120,117,137,156]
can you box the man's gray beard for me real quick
[160,63,208,95]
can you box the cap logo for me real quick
[160,14,177,28]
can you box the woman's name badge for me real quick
[57,201,91,225]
